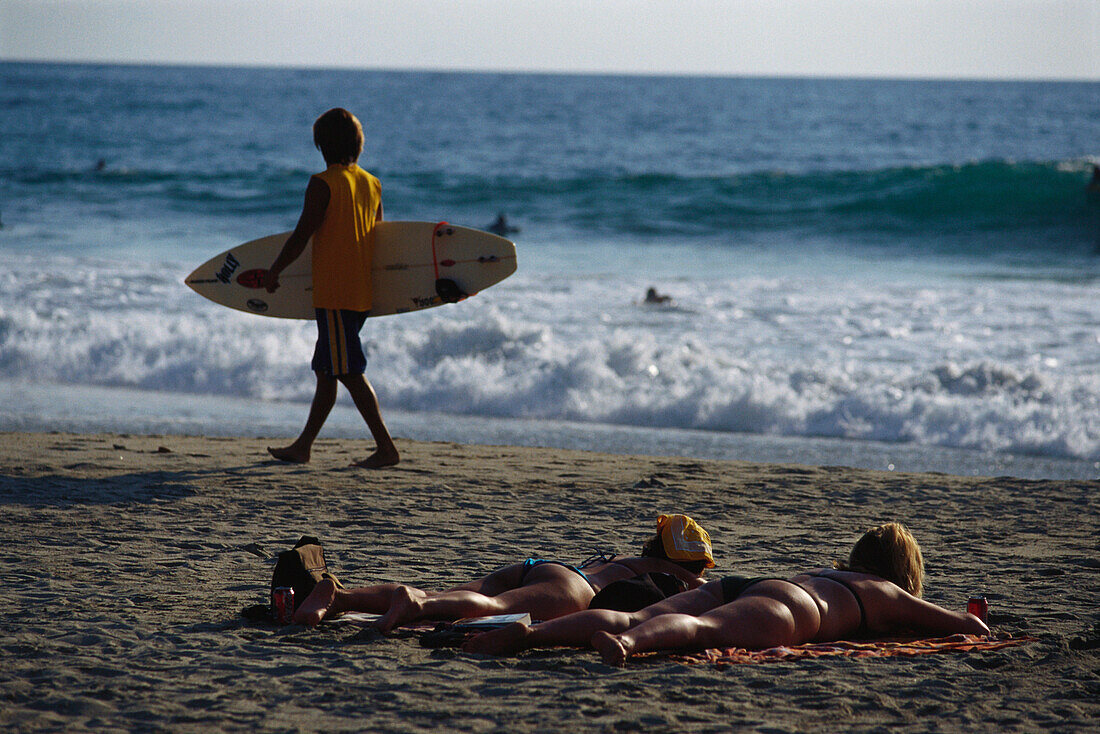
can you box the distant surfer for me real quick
[487,212,519,237]
[261,108,400,469]
[94,158,107,172]
[644,287,672,305]
[1088,164,1100,195]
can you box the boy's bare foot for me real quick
[374,585,426,632]
[293,578,340,626]
[268,445,310,463]
[351,448,400,469]
[592,631,631,666]
[462,621,532,656]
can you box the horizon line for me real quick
[3,57,1097,85]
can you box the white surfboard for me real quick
[185,221,517,319]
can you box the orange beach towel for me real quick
[672,633,1034,667]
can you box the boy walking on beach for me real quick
[261,108,399,468]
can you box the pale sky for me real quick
[2,0,1098,81]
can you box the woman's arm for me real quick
[611,557,705,587]
[876,584,990,636]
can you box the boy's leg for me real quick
[315,307,398,468]
[339,373,399,468]
[269,307,373,463]
[268,371,338,463]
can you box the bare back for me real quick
[584,556,705,592]
[789,569,988,639]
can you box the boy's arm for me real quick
[263,177,330,292]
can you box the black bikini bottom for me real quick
[719,575,788,604]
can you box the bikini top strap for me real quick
[578,551,618,569]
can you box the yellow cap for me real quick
[658,514,714,568]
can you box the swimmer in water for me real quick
[644,287,671,305]
[488,213,519,237]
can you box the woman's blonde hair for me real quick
[835,522,924,596]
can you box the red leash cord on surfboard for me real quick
[430,221,473,304]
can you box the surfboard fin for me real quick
[435,278,468,304]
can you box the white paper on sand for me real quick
[324,611,532,628]
[326,612,382,625]
[452,613,531,629]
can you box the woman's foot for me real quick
[374,585,427,632]
[592,631,632,666]
[462,621,532,655]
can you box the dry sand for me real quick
[1,431,1096,732]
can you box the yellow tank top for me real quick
[311,164,381,310]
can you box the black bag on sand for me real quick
[419,623,472,648]
[588,572,688,612]
[271,535,343,610]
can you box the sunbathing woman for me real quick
[464,522,990,663]
[293,514,715,630]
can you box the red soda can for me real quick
[967,595,988,623]
[272,586,295,625]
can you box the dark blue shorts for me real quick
[312,309,370,376]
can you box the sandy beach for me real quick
[1,431,1096,732]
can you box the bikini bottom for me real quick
[719,575,793,604]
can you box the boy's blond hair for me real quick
[836,522,924,596]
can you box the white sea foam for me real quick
[1,251,1097,463]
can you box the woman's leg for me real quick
[593,608,742,666]
[593,581,821,665]
[376,563,594,632]
[442,563,526,596]
[295,562,533,628]
[293,577,407,626]
[463,580,727,655]
[462,609,632,655]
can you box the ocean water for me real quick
[2,62,1099,479]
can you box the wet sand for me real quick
[1,431,1096,731]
